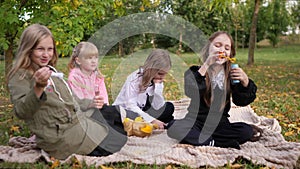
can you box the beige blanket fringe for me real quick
[1,98,299,168]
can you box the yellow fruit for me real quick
[123,118,130,123]
[140,124,153,133]
[134,116,144,122]
[152,123,159,129]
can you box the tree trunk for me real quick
[4,38,14,79]
[151,34,155,48]
[4,46,13,92]
[248,0,260,66]
[177,31,182,55]
[179,31,182,51]
[118,40,124,57]
[235,26,238,50]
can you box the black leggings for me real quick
[98,105,126,135]
[142,95,175,123]
[125,96,175,124]
[88,105,127,157]
[168,117,253,149]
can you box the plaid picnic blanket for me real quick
[1,98,299,169]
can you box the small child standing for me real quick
[113,49,175,129]
[68,41,109,106]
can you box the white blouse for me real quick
[211,69,225,90]
[113,69,165,122]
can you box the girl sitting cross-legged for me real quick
[167,31,262,149]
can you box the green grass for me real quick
[0,45,299,168]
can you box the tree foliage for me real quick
[0,0,31,79]
[171,0,232,36]
[266,0,291,47]
[290,1,300,31]
[0,0,113,79]
[0,0,299,77]
[103,0,162,56]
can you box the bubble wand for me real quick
[218,52,240,84]
[218,52,236,63]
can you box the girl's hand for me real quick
[33,67,52,98]
[153,78,163,84]
[204,52,219,67]
[91,95,105,109]
[230,67,249,87]
[153,70,167,84]
[151,119,166,129]
[33,67,52,88]
[198,53,219,75]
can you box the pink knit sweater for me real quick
[68,68,109,104]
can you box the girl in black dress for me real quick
[167,31,261,149]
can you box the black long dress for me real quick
[167,65,257,149]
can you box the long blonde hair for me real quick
[8,24,58,79]
[201,31,236,106]
[68,42,103,78]
[139,49,171,92]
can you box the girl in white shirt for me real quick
[113,49,174,129]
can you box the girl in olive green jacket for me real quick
[7,24,127,160]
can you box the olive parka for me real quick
[8,67,111,160]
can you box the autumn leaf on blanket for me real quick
[10,125,20,133]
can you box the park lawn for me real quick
[0,45,299,168]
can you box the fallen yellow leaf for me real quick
[284,130,294,136]
[50,159,60,169]
[275,113,285,118]
[10,126,20,133]
[230,163,243,168]
[165,165,173,169]
[71,156,82,168]
[100,165,113,169]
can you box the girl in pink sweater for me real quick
[67,42,127,142]
[68,42,109,106]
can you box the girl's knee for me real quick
[239,124,254,143]
[164,102,175,118]
[166,102,175,112]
